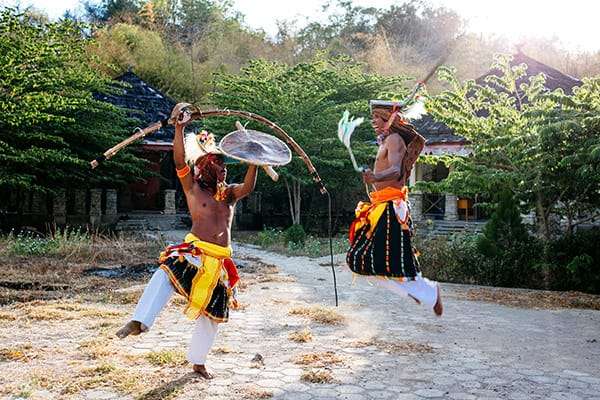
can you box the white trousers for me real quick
[131,268,219,365]
[364,275,439,309]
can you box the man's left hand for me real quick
[362,169,377,184]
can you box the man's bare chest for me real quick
[191,189,233,219]
[374,144,390,171]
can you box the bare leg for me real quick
[193,364,214,379]
[433,285,443,317]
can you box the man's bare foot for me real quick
[116,320,147,339]
[193,364,214,379]
[433,285,443,317]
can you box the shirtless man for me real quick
[116,107,257,378]
[346,102,443,316]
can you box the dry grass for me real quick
[455,286,600,310]
[0,230,165,265]
[239,386,273,399]
[78,337,117,359]
[237,259,292,288]
[300,369,336,384]
[11,300,126,321]
[0,310,17,320]
[352,338,434,354]
[144,349,187,366]
[0,344,33,362]
[60,362,146,395]
[288,305,344,325]
[294,351,343,367]
[212,346,239,354]
[288,328,313,343]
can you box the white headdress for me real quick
[184,130,222,166]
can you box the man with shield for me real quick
[116,104,291,378]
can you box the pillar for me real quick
[164,190,176,215]
[444,193,459,221]
[89,189,102,225]
[31,192,46,215]
[410,190,423,222]
[52,189,67,224]
[73,189,87,215]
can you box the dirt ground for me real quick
[1,238,599,400]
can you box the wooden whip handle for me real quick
[262,165,279,181]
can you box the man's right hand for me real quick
[176,110,192,127]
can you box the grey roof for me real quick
[96,71,177,143]
[415,52,582,145]
[411,115,466,145]
[478,52,582,95]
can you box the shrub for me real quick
[256,228,284,247]
[545,228,600,293]
[284,224,307,246]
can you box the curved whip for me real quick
[186,107,327,195]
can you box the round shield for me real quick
[219,129,292,166]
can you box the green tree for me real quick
[424,54,600,240]
[209,55,409,225]
[83,0,142,23]
[0,9,146,194]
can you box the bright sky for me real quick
[4,0,600,52]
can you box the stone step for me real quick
[115,214,190,231]
[416,220,486,237]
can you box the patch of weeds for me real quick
[235,230,347,258]
[293,351,343,367]
[288,305,344,325]
[352,338,433,354]
[15,387,33,398]
[0,310,17,320]
[144,349,187,366]
[288,328,312,343]
[135,375,193,400]
[15,301,125,321]
[78,338,115,359]
[105,290,143,305]
[239,386,273,399]
[62,363,144,395]
[300,369,336,384]
[0,344,32,362]
[212,346,238,354]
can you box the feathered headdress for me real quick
[369,99,426,184]
[184,130,222,167]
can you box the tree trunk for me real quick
[565,203,574,236]
[284,177,296,225]
[293,180,302,225]
[535,193,551,242]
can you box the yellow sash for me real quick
[183,233,232,320]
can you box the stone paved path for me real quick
[3,241,600,400]
[124,243,600,400]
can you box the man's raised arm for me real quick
[229,165,258,202]
[173,113,194,192]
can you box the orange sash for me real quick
[349,186,409,244]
